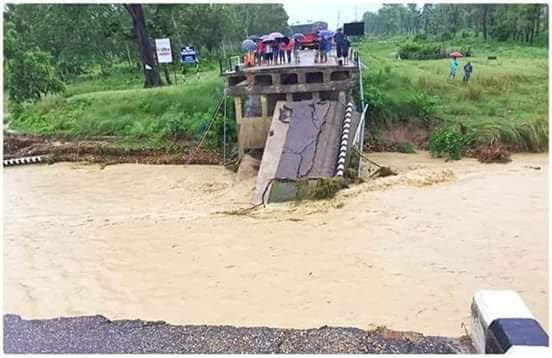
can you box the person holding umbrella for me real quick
[449,51,462,79]
[256,39,265,66]
[319,30,333,63]
[292,33,304,64]
[265,40,273,65]
[240,39,257,67]
[273,39,281,65]
[278,39,287,65]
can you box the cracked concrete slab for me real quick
[254,99,360,204]
[254,101,291,204]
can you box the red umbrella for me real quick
[450,51,463,58]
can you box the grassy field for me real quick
[357,36,548,152]
[6,36,549,153]
[9,66,225,148]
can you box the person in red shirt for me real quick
[256,40,265,66]
[285,40,293,64]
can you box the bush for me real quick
[477,145,512,163]
[7,48,65,103]
[398,42,447,60]
[363,84,386,113]
[397,142,416,153]
[429,126,476,160]
[461,86,482,101]
[408,93,437,121]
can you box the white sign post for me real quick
[155,38,173,63]
[155,38,176,84]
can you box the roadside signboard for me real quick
[180,46,198,64]
[344,22,364,36]
[155,38,173,63]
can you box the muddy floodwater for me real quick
[3,152,548,337]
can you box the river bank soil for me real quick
[2,131,222,165]
[3,151,548,338]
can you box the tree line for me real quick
[363,3,548,43]
[3,3,289,101]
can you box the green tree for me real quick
[7,47,64,103]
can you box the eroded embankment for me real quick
[3,152,548,338]
[3,132,222,165]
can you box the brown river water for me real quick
[3,152,548,336]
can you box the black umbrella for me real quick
[292,33,305,40]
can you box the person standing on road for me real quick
[285,39,293,64]
[273,40,281,65]
[265,41,273,65]
[319,35,328,63]
[343,38,351,65]
[463,62,473,83]
[279,40,287,65]
[334,28,347,65]
[324,34,332,63]
[256,40,265,66]
[293,38,301,64]
[314,35,320,63]
[449,57,459,79]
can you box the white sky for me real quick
[281,0,382,29]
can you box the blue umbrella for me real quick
[241,39,257,52]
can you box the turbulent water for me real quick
[3,152,548,337]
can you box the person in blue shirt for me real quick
[334,28,347,65]
[449,57,459,79]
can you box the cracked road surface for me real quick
[3,314,473,354]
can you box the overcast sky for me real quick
[281,1,382,29]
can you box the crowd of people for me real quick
[253,38,298,66]
[243,28,351,67]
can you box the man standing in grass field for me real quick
[449,57,459,79]
[463,62,473,83]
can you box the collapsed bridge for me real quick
[222,50,365,204]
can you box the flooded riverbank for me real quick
[3,152,548,336]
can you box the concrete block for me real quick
[471,290,547,354]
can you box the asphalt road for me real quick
[3,314,473,354]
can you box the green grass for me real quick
[62,66,145,97]
[10,68,224,148]
[8,35,548,153]
[358,35,548,151]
